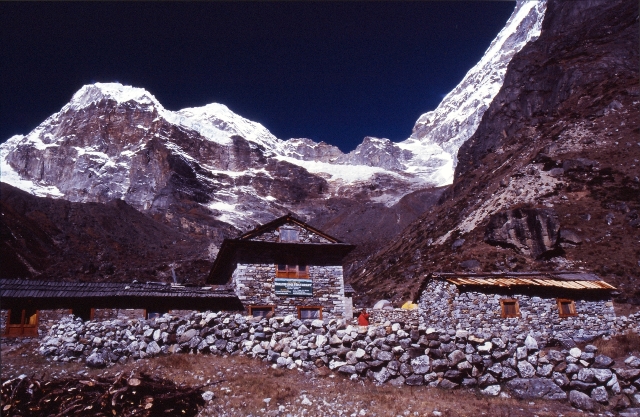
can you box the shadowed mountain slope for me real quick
[350,0,640,307]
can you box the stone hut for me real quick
[207,214,355,319]
[417,272,617,342]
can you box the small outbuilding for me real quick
[416,271,617,341]
[207,214,355,319]
[0,279,242,336]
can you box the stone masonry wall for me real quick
[248,223,332,243]
[233,263,345,318]
[418,279,636,343]
[370,309,421,327]
[38,312,640,411]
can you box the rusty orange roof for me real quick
[434,271,616,290]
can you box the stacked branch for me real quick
[1,373,222,416]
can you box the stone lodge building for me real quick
[207,214,355,320]
[417,271,617,342]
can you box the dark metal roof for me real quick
[0,279,237,299]
[0,279,243,311]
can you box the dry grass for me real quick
[1,342,591,417]
[592,331,640,358]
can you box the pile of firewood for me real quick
[1,372,219,416]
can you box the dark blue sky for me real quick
[1,2,515,152]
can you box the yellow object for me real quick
[401,301,417,310]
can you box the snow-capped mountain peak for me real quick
[0,0,547,232]
[409,0,547,167]
[67,83,164,111]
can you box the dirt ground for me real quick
[1,338,604,417]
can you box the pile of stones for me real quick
[39,312,640,412]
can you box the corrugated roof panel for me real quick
[443,276,615,290]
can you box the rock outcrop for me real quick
[350,0,639,305]
[484,208,561,258]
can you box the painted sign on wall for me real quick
[274,278,313,297]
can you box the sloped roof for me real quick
[207,214,354,285]
[433,271,615,290]
[0,279,237,299]
[238,213,342,243]
[0,279,242,311]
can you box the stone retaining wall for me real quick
[39,311,640,412]
[418,280,640,343]
[369,309,421,326]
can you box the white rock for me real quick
[477,342,493,353]
[202,391,214,401]
[481,385,501,396]
[524,335,538,351]
[569,347,582,358]
[315,335,328,347]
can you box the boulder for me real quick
[577,368,595,383]
[338,365,357,374]
[411,355,431,374]
[560,229,582,245]
[546,350,564,363]
[431,359,449,372]
[517,361,536,378]
[438,379,459,390]
[569,347,582,358]
[591,386,609,404]
[506,378,567,400]
[478,374,498,388]
[502,366,518,381]
[448,350,466,366]
[178,329,198,344]
[593,368,613,383]
[524,335,538,352]
[146,341,161,355]
[615,368,640,380]
[86,352,106,368]
[376,350,394,362]
[461,378,477,388]
[484,208,561,258]
[405,374,424,386]
[569,390,595,411]
[536,364,553,377]
[389,376,405,387]
[625,356,640,368]
[481,385,501,396]
[552,372,570,388]
[593,354,614,368]
[373,367,392,384]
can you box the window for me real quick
[72,307,95,321]
[276,264,309,278]
[279,228,299,242]
[557,299,577,317]
[9,308,37,325]
[146,309,168,320]
[500,299,520,318]
[249,306,275,318]
[298,306,322,320]
[5,309,38,337]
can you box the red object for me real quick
[357,311,369,326]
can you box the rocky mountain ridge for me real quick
[350,0,640,306]
[0,0,548,282]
